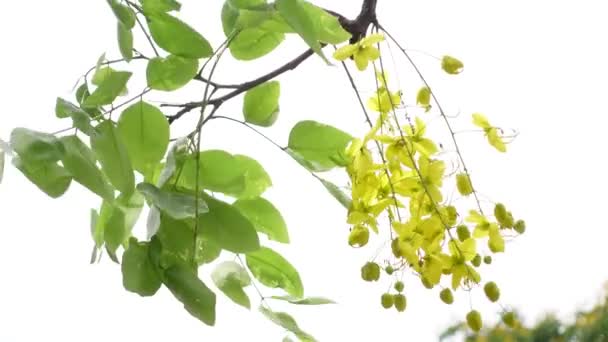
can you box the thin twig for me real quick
[379,24,485,215]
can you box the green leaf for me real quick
[198,195,260,253]
[243,81,280,126]
[90,209,101,263]
[195,237,222,265]
[163,263,216,326]
[122,238,162,296]
[146,55,198,91]
[102,191,145,253]
[441,55,464,75]
[137,182,208,219]
[230,28,285,60]
[10,128,64,163]
[275,0,327,62]
[157,138,188,187]
[318,178,351,209]
[60,135,114,201]
[84,70,132,107]
[178,150,245,195]
[56,97,82,119]
[75,83,103,118]
[229,0,267,9]
[117,101,170,175]
[55,98,94,134]
[12,157,72,198]
[246,246,303,297]
[211,261,252,309]
[301,2,350,44]
[141,0,181,12]
[287,120,352,172]
[232,154,272,199]
[233,197,289,243]
[221,1,240,36]
[91,121,135,194]
[107,0,136,29]
[147,12,213,59]
[156,214,196,265]
[117,23,134,62]
[259,306,317,341]
[270,295,335,305]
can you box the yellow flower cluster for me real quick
[339,62,522,300]
[334,35,523,323]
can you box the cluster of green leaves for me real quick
[2,0,361,340]
[441,290,608,342]
[2,0,523,339]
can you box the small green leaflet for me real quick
[91,120,135,195]
[221,1,240,36]
[243,81,280,127]
[121,238,162,296]
[117,101,170,175]
[117,23,134,62]
[178,150,245,194]
[229,28,285,61]
[259,306,317,342]
[246,246,303,298]
[102,191,144,254]
[146,12,213,59]
[197,194,260,253]
[228,0,267,10]
[270,295,335,305]
[107,0,136,29]
[12,157,72,198]
[84,70,132,107]
[157,137,188,187]
[211,261,252,309]
[301,2,350,44]
[10,128,65,163]
[146,206,161,239]
[137,182,209,220]
[231,154,272,199]
[275,0,327,63]
[195,238,222,265]
[318,178,351,209]
[172,151,272,198]
[60,135,114,201]
[55,98,93,134]
[287,120,352,172]
[163,263,217,326]
[233,197,289,243]
[157,214,197,265]
[90,209,101,263]
[140,0,181,13]
[146,55,198,91]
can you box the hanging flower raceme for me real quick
[333,33,385,71]
[338,43,523,329]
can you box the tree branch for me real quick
[167,0,379,124]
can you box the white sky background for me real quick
[1,0,607,341]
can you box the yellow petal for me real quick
[472,113,491,129]
[360,33,385,47]
[333,44,358,61]
[354,51,369,71]
[361,46,380,61]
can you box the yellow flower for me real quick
[472,113,507,152]
[333,33,385,71]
